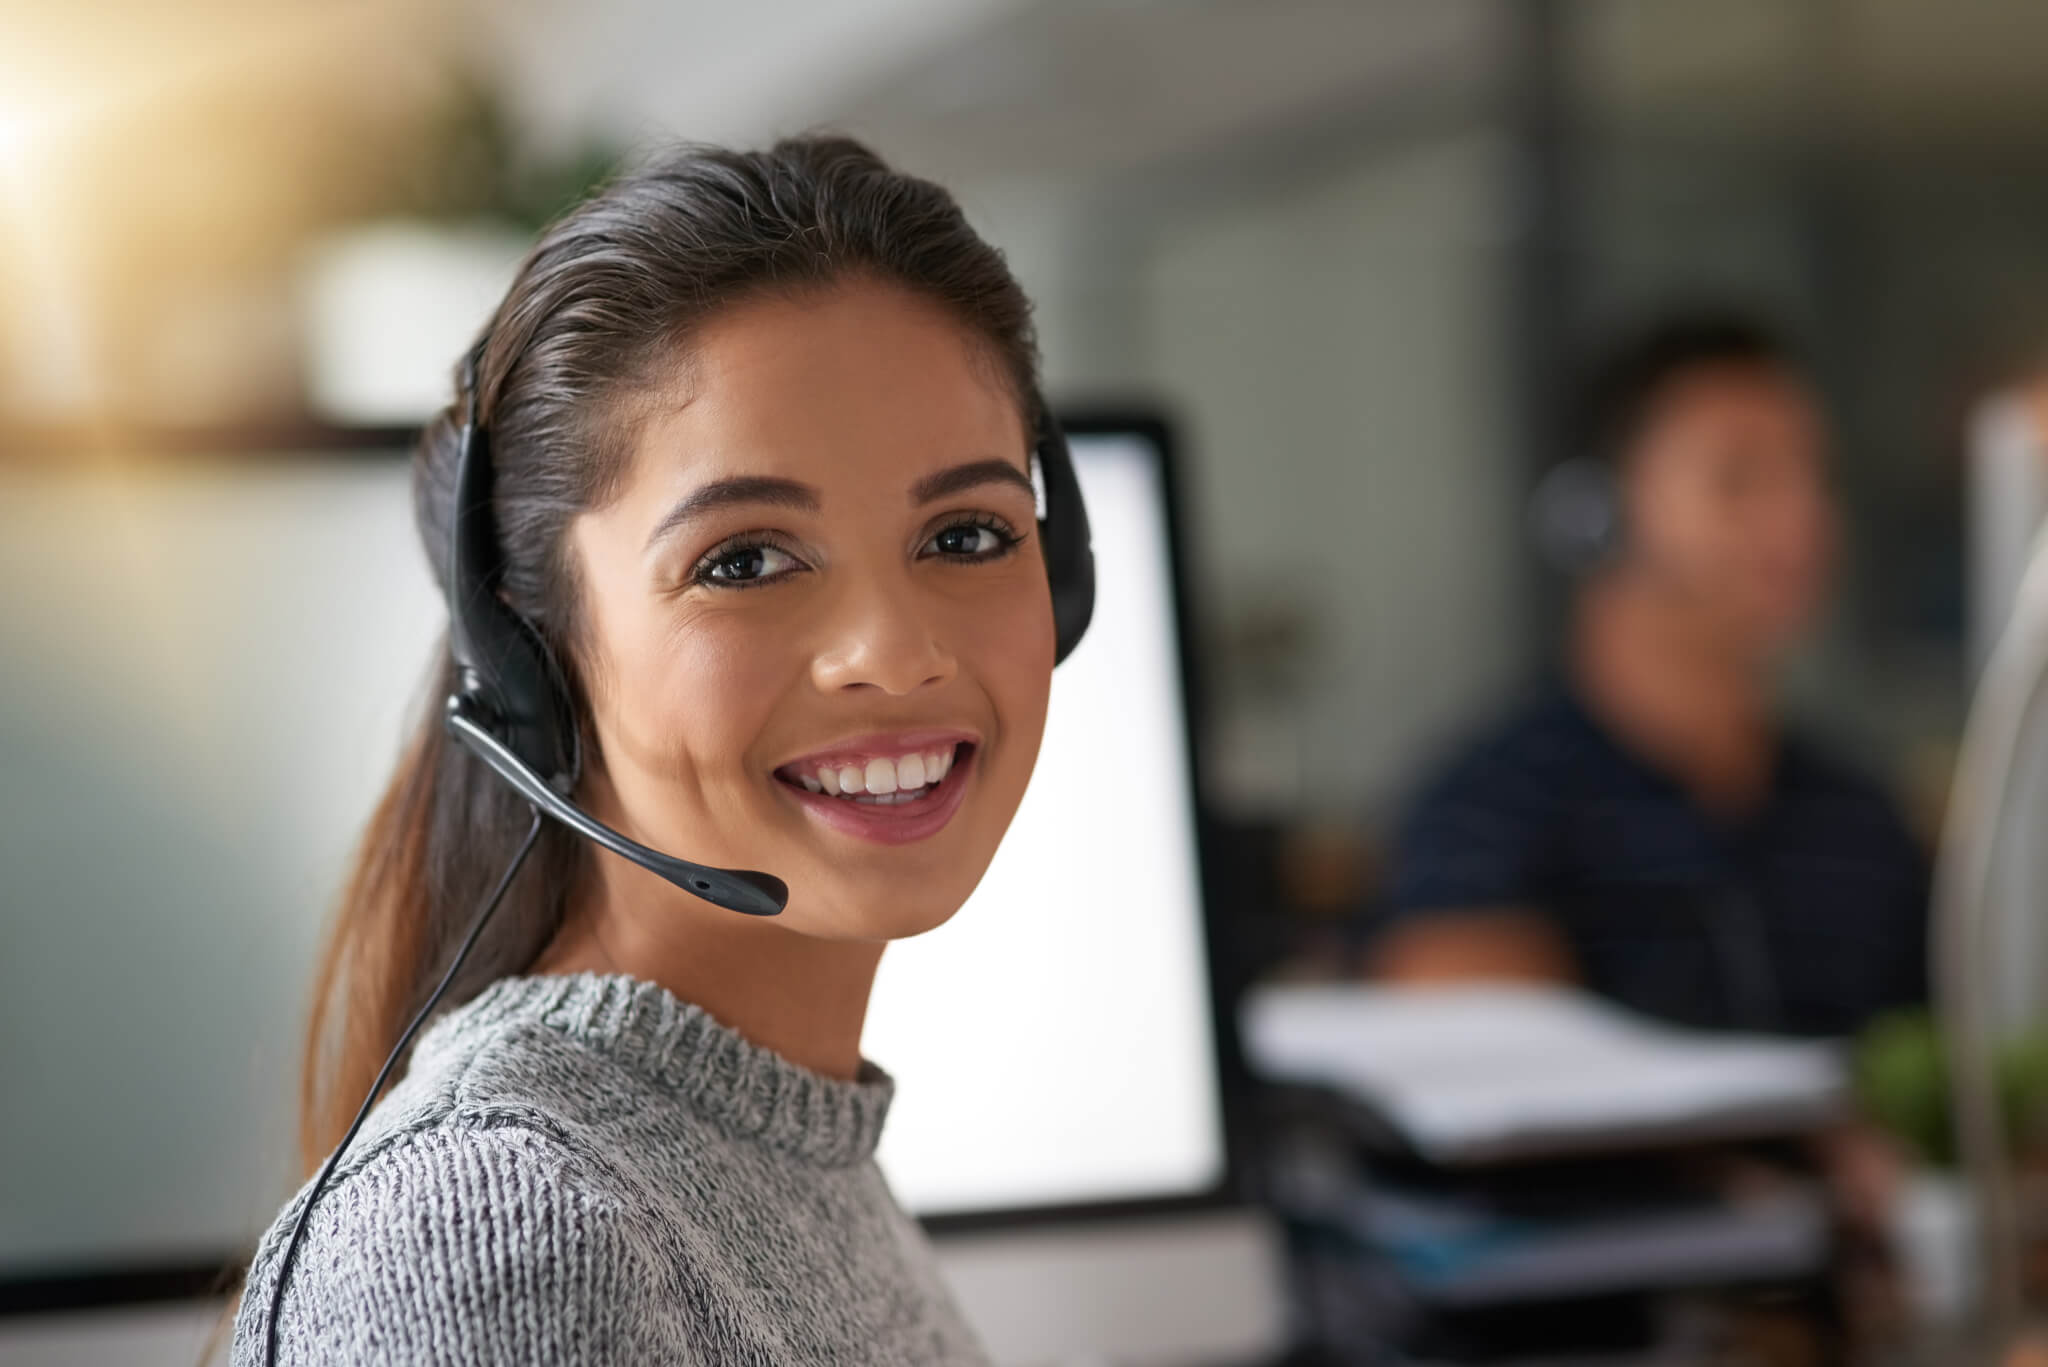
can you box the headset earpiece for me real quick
[447,419,581,789]
[1529,456,1626,577]
[1033,410,1096,664]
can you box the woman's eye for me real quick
[926,519,1022,560]
[695,542,802,587]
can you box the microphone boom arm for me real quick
[445,697,788,917]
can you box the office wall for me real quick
[970,130,1522,821]
[1136,129,1522,819]
[0,460,442,1274]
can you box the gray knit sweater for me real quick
[231,972,990,1365]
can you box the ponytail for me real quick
[299,648,458,1172]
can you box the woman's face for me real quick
[568,277,1055,942]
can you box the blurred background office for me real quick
[1361,310,1934,1038]
[11,1,2048,1364]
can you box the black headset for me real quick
[261,350,1096,1364]
[442,358,1095,915]
[1528,456,1627,576]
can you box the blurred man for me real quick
[1365,314,1928,1037]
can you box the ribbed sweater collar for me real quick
[413,971,894,1168]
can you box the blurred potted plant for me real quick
[1853,1009,2048,1325]
[297,72,624,426]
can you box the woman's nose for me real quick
[809,578,959,696]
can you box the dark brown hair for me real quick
[297,133,1042,1178]
[1576,310,1800,471]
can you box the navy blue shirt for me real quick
[1375,687,1929,1037]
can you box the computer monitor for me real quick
[0,416,1284,1362]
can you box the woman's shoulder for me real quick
[231,1121,663,1365]
[326,977,663,1174]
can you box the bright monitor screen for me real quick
[0,421,1226,1288]
[870,428,1226,1216]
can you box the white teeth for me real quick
[788,745,963,798]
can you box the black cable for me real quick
[262,805,546,1367]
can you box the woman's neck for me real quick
[1572,575,1776,815]
[532,853,884,1082]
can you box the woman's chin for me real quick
[794,889,972,943]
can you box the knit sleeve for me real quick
[231,1125,683,1367]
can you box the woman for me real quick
[230,135,1079,1365]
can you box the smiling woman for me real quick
[225,135,1086,1367]
[548,277,1059,957]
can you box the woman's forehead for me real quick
[622,284,1030,498]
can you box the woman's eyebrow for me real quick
[644,460,1033,552]
[910,459,1035,505]
[644,476,820,551]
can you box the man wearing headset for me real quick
[1364,312,1929,1039]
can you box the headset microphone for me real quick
[443,702,789,915]
[444,713,786,914]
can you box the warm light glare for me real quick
[0,2,434,422]
[0,107,38,178]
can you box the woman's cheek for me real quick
[965,574,1055,746]
[959,550,1057,655]
[659,611,789,778]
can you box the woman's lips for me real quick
[774,742,977,846]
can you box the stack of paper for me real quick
[1240,983,1848,1164]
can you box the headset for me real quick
[1531,314,1794,577]
[1528,456,1626,576]
[261,350,1095,1365]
